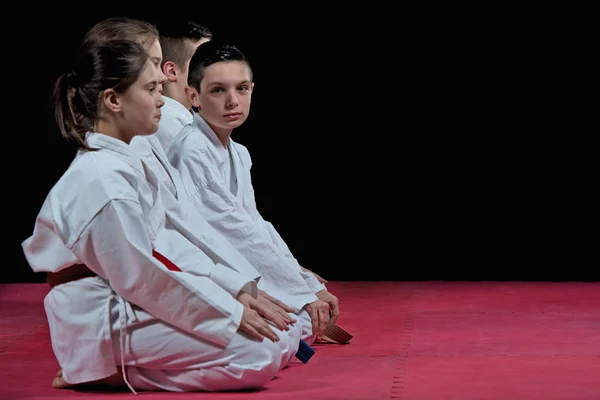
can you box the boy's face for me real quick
[194,60,254,132]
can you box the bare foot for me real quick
[52,369,71,388]
[52,369,126,389]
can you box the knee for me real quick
[242,339,284,387]
[287,314,303,345]
[297,310,317,345]
[274,322,303,369]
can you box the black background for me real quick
[5,6,593,283]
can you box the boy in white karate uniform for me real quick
[128,19,334,343]
[165,40,343,342]
[153,20,212,151]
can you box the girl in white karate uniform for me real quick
[23,38,299,393]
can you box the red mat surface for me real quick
[1,281,598,399]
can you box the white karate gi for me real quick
[22,133,300,393]
[166,114,325,341]
[131,133,314,343]
[153,95,194,151]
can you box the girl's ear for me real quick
[101,88,121,113]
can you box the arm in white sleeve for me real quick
[156,224,258,298]
[153,166,262,294]
[240,163,327,294]
[176,148,318,312]
[73,199,249,347]
[259,219,326,293]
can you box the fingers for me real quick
[252,297,290,331]
[274,308,296,325]
[329,299,340,323]
[308,306,320,335]
[318,305,330,334]
[313,313,326,337]
[308,302,329,336]
[262,308,289,331]
[240,308,280,342]
[258,292,296,323]
[268,295,295,313]
[269,301,296,324]
[253,318,279,342]
[241,323,265,342]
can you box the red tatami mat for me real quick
[1,281,599,399]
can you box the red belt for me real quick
[46,250,182,289]
[46,264,96,288]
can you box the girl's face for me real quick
[117,58,165,141]
[145,38,167,92]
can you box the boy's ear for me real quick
[162,61,178,82]
[185,86,201,109]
